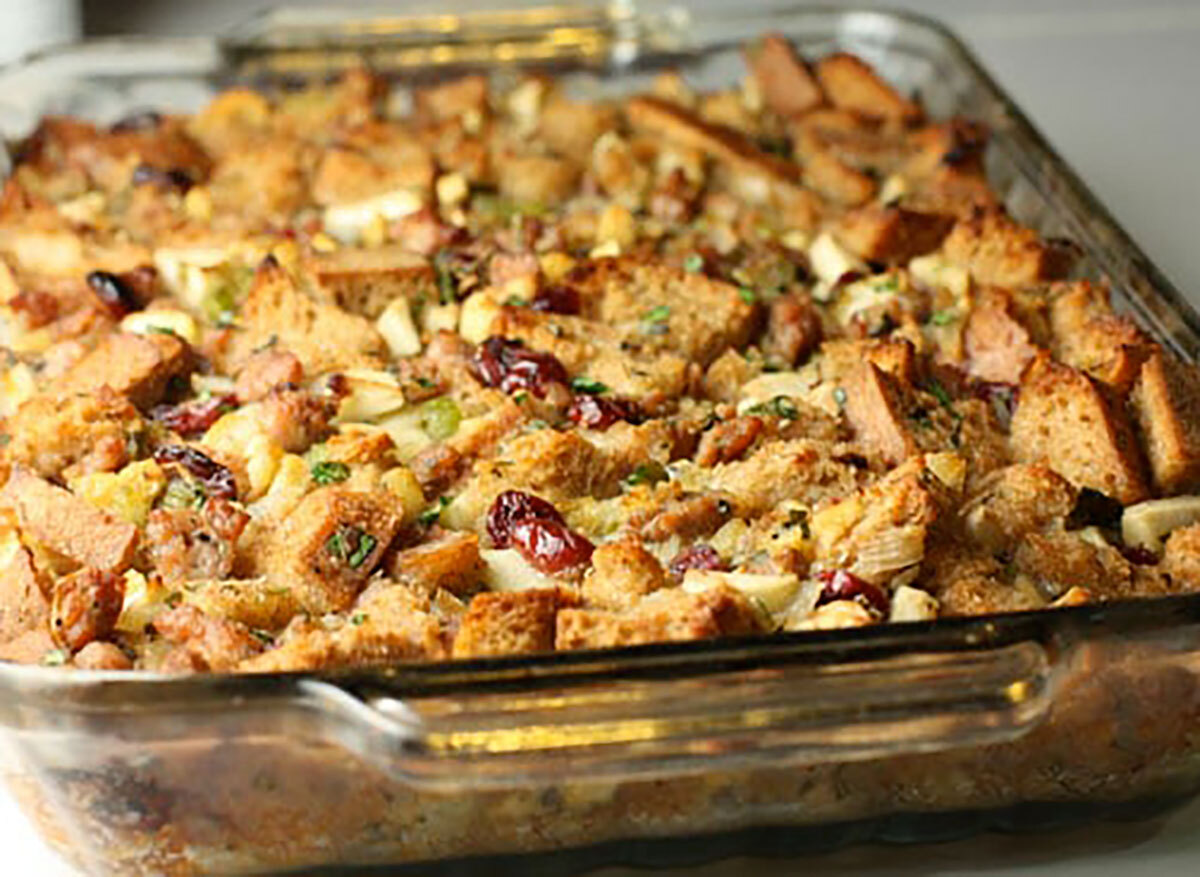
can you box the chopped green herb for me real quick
[570,376,608,395]
[512,391,529,404]
[418,495,452,527]
[348,534,378,569]
[311,461,351,485]
[419,396,462,441]
[145,325,178,337]
[325,525,378,569]
[683,253,705,273]
[250,629,276,645]
[41,649,69,667]
[643,305,671,324]
[738,287,757,305]
[433,250,457,305]
[503,295,528,307]
[929,309,957,326]
[832,387,848,409]
[926,378,963,423]
[873,275,900,292]
[350,612,368,626]
[415,376,437,390]
[927,379,955,411]
[747,395,799,420]
[162,477,206,510]
[625,461,668,487]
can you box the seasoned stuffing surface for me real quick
[3,35,1200,672]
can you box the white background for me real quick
[4,0,1200,873]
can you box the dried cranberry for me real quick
[487,490,565,548]
[509,517,595,574]
[131,163,193,193]
[972,381,1019,426]
[471,336,569,398]
[110,110,162,133]
[668,544,728,582]
[151,394,238,438]
[153,445,237,501]
[531,284,581,315]
[1121,546,1159,566]
[86,270,142,317]
[815,569,888,615]
[1065,487,1124,531]
[567,394,642,430]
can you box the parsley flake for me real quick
[311,461,351,485]
[625,461,668,487]
[738,287,757,305]
[929,309,957,326]
[643,305,671,324]
[433,250,458,305]
[325,526,378,569]
[570,376,608,395]
[683,253,705,273]
[418,495,452,526]
[350,612,369,626]
[747,395,799,420]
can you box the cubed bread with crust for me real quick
[1010,354,1148,504]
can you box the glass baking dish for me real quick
[4,3,1200,875]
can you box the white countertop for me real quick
[4,0,1200,873]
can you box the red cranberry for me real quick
[531,284,581,315]
[567,394,642,430]
[668,544,728,582]
[153,445,237,501]
[86,271,142,317]
[151,394,239,438]
[815,569,888,615]
[471,336,569,398]
[1121,546,1159,566]
[487,490,565,548]
[509,517,594,574]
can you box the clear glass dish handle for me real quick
[301,639,1055,790]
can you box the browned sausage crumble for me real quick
[3,35,1200,672]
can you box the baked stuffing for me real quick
[3,35,1200,672]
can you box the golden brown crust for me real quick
[0,545,49,645]
[267,488,403,614]
[1010,355,1149,504]
[814,53,923,124]
[453,587,580,658]
[1,469,138,571]
[746,34,825,118]
[943,208,1074,288]
[556,584,762,650]
[1131,350,1200,495]
[56,331,190,409]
